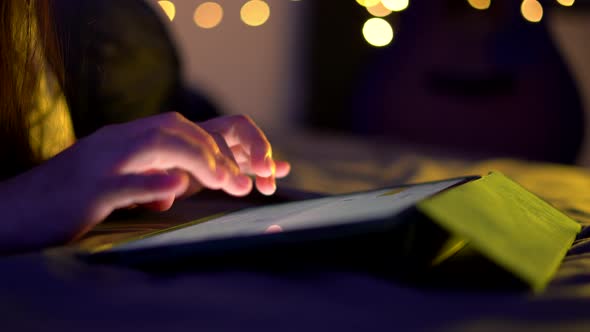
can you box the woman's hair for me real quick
[0,0,62,179]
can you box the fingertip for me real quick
[275,161,291,178]
[142,197,175,212]
[234,174,254,196]
[166,169,191,196]
[238,173,253,187]
[221,174,253,197]
[256,176,277,196]
[174,174,191,197]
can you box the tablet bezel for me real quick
[80,176,480,267]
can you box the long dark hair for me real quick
[0,0,62,179]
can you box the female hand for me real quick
[0,112,290,252]
[143,114,291,210]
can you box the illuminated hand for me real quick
[199,115,291,195]
[0,112,290,252]
[143,114,291,210]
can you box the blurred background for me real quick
[146,0,590,164]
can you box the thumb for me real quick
[96,172,189,216]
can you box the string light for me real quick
[194,2,224,29]
[356,0,382,7]
[362,18,394,47]
[367,2,393,17]
[556,0,575,6]
[241,0,271,27]
[467,0,491,10]
[381,0,409,12]
[157,1,176,21]
[521,0,543,23]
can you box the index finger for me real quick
[200,115,274,177]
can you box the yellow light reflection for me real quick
[157,1,176,21]
[356,0,382,7]
[362,18,394,47]
[194,2,224,29]
[467,0,491,10]
[557,0,575,6]
[382,0,409,12]
[367,2,393,17]
[521,0,543,23]
[241,0,271,27]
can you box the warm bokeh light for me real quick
[382,0,409,12]
[194,2,224,29]
[362,18,394,47]
[521,0,543,23]
[157,1,176,21]
[356,0,382,7]
[557,0,575,6]
[367,2,393,17]
[467,0,491,10]
[241,0,271,27]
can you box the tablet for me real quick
[84,176,477,266]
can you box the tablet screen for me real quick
[112,178,468,252]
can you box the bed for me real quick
[3,130,590,331]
